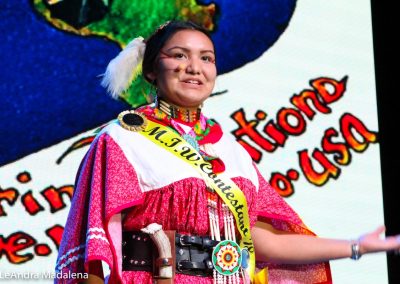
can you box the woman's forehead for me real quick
[163,29,214,52]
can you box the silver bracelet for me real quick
[350,242,361,260]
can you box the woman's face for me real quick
[149,29,217,108]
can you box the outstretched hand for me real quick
[358,225,400,255]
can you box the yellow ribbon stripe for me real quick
[138,119,256,282]
[254,268,269,284]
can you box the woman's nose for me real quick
[186,58,201,75]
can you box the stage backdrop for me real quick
[0,0,385,283]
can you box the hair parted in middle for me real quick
[142,20,215,85]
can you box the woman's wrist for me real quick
[350,240,362,260]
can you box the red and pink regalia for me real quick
[55,106,331,284]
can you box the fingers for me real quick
[392,235,400,248]
[372,225,386,236]
[358,225,385,242]
[380,235,400,252]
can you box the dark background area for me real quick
[371,1,400,283]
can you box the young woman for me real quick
[56,21,400,284]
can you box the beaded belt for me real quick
[122,231,221,277]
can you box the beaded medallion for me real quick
[212,240,242,276]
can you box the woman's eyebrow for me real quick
[166,46,215,54]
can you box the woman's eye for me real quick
[202,56,215,63]
[174,53,186,59]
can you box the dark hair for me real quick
[142,20,215,84]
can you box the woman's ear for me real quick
[147,72,157,81]
[146,72,156,82]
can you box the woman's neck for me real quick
[157,98,202,123]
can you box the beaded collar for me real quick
[139,99,222,145]
[158,99,201,124]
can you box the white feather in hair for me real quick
[101,37,146,99]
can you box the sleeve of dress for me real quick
[55,132,144,284]
[253,164,333,284]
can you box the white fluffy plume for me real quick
[101,37,146,99]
